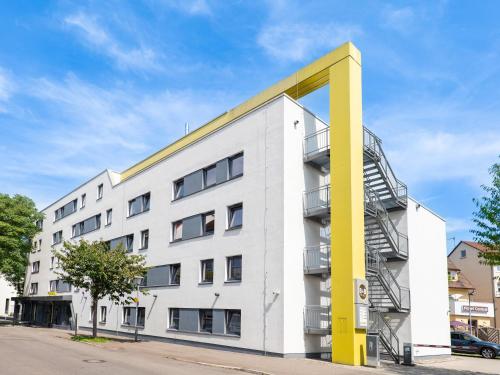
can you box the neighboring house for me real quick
[0,274,17,318]
[448,241,500,328]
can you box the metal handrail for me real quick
[304,305,331,331]
[369,309,400,363]
[303,245,330,273]
[303,184,330,215]
[303,127,329,159]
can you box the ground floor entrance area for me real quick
[13,296,73,329]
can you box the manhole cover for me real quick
[83,359,106,364]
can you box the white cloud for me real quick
[382,6,415,33]
[257,22,362,62]
[64,12,160,72]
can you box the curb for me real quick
[164,355,274,375]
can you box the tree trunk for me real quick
[92,295,98,338]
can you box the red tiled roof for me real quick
[462,241,490,253]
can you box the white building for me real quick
[16,44,451,363]
[0,275,17,318]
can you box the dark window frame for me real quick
[32,261,40,274]
[128,192,151,218]
[227,203,243,230]
[200,259,214,284]
[199,309,213,333]
[140,229,149,250]
[169,264,181,286]
[225,309,241,336]
[226,255,242,282]
[169,308,180,330]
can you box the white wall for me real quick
[0,275,17,317]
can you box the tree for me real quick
[472,156,500,266]
[54,240,147,338]
[0,194,43,294]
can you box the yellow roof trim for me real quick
[120,42,360,181]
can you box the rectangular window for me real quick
[169,264,181,285]
[227,256,242,282]
[106,209,112,226]
[56,280,72,293]
[172,221,183,241]
[36,219,43,230]
[174,179,184,200]
[229,153,244,178]
[460,249,466,258]
[32,261,40,274]
[50,257,55,269]
[199,309,213,333]
[33,241,37,252]
[225,310,241,336]
[52,230,63,245]
[97,184,103,200]
[228,203,243,229]
[126,234,134,252]
[38,239,42,251]
[81,193,86,208]
[128,192,151,217]
[30,283,38,295]
[169,308,180,330]
[123,307,145,327]
[140,230,149,250]
[204,165,216,188]
[100,306,107,323]
[72,214,101,237]
[203,211,215,235]
[49,280,57,292]
[4,299,9,315]
[54,199,77,221]
[200,259,214,283]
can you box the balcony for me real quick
[303,245,330,275]
[304,305,331,335]
[303,185,330,221]
[303,127,330,168]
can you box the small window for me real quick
[49,280,57,292]
[123,307,145,327]
[128,192,150,217]
[97,184,103,200]
[38,239,42,251]
[36,219,43,230]
[106,209,112,226]
[169,264,181,285]
[81,193,86,208]
[200,259,214,283]
[100,306,107,323]
[203,212,215,235]
[227,255,242,282]
[229,153,243,178]
[126,234,134,252]
[174,179,184,200]
[169,308,180,330]
[50,256,55,269]
[228,203,243,229]
[226,310,241,336]
[172,221,183,241]
[199,309,213,333]
[30,283,38,295]
[140,230,149,250]
[204,165,216,188]
[32,261,40,274]
[52,230,63,245]
[460,249,466,258]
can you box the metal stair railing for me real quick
[363,127,407,205]
[303,184,330,216]
[366,245,410,312]
[304,305,331,333]
[303,245,330,274]
[303,127,329,160]
[368,309,400,364]
[365,186,408,259]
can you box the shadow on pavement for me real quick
[383,364,494,375]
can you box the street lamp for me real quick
[468,289,475,335]
[133,276,144,342]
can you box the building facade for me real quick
[0,275,17,318]
[16,43,450,364]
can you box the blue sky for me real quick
[1,1,499,251]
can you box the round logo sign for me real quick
[358,284,367,301]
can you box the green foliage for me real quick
[472,157,500,266]
[0,194,43,294]
[71,335,110,343]
[54,239,147,337]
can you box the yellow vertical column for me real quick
[330,49,366,366]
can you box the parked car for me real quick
[450,331,500,359]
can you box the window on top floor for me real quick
[460,249,466,258]
[173,179,184,200]
[229,153,244,178]
[97,184,103,200]
[128,193,150,217]
[81,194,86,209]
[204,164,216,188]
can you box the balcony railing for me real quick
[304,305,331,334]
[303,185,330,218]
[304,127,329,162]
[303,245,330,274]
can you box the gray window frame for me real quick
[128,192,151,217]
[100,306,107,323]
[97,183,103,200]
[52,230,63,245]
[30,282,38,295]
[200,259,214,284]
[169,264,181,286]
[174,179,184,199]
[203,164,216,188]
[140,229,149,250]
[225,309,241,336]
[105,209,112,226]
[32,261,40,274]
[229,152,244,178]
[81,193,86,208]
[226,255,242,282]
[199,309,213,333]
[169,308,180,330]
[71,214,101,238]
[228,203,243,230]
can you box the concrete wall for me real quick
[0,275,16,318]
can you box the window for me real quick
[169,308,180,330]
[36,219,43,230]
[140,230,149,250]
[72,214,101,237]
[54,199,77,221]
[52,230,63,245]
[123,307,145,327]
[32,240,37,252]
[50,257,55,269]
[97,184,103,200]
[203,211,215,234]
[128,192,151,217]
[169,264,181,285]
[174,179,184,200]
[100,306,107,323]
[50,280,71,293]
[32,261,40,274]
[460,249,466,258]
[106,209,112,226]
[172,221,183,241]
[204,165,216,188]
[30,283,38,295]
[199,309,213,333]
[4,299,9,315]
[81,193,86,208]
[229,153,243,178]
[49,280,57,292]
[200,259,214,283]
[126,234,134,252]
[38,239,42,251]
[228,203,243,229]
[226,310,241,336]
[227,256,242,282]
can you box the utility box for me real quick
[366,334,380,367]
[403,343,414,366]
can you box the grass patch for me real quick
[71,335,110,343]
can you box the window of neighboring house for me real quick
[128,193,151,217]
[140,230,149,250]
[460,249,467,258]
[172,221,183,241]
[200,259,214,284]
[97,184,103,200]
[225,310,241,336]
[204,165,216,188]
[199,309,213,333]
[174,179,184,200]
[169,264,181,285]
[100,306,107,323]
[227,256,242,282]
[106,209,112,226]
[228,203,243,229]
[123,307,145,327]
[229,153,244,178]
[30,283,38,295]
[169,308,179,330]
[52,230,63,245]
[203,211,215,235]
[32,261,40,274]
[38,239,42,251]
[81,193,86,209]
